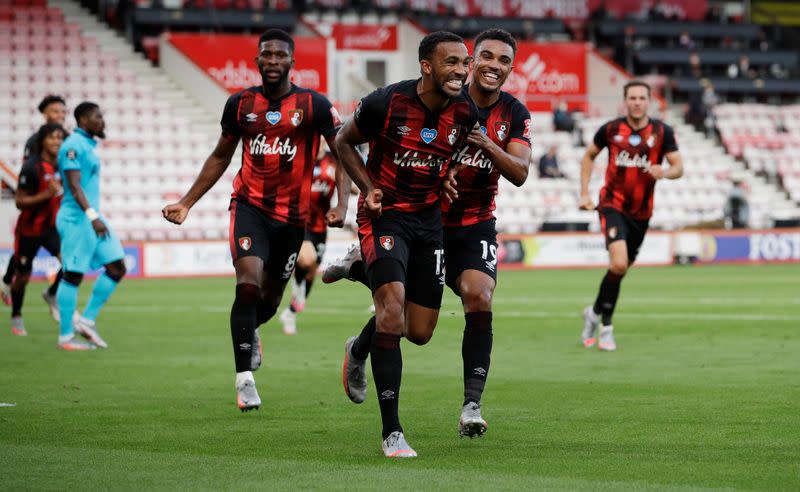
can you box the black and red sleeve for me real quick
[311,91,341,139]
[593,122,610,150]
[509,98,532,148]
[662,124,679,153]
[353,87,390,139]
[220,92,242,139]
[17,161,39,194]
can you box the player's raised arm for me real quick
[579,142,602,210]
[162,133,239,225]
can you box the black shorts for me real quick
[304,230,327,264]
[14,227,60,273]
[598,208,649,263]
[443,219,498,296]
[229,199,305,282]
[357,205,444,309]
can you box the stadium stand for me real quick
[0,0,232,241]
[2,0,799,243]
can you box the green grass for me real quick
[1,264,799,491]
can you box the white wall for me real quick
[159,35,231,117]
[586,48,630,118]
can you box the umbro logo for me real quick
[397,125,411,137]
[473,367,487,377]
[239,343,251,350]
[438,274,445,285]
[245,113,257,123]
[380,390,395,400]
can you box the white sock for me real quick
[235,371,254,387]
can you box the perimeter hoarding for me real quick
[167,33,328,94]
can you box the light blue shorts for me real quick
[56,213,125,274]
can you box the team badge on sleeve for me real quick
[379,236,394,251]
[446,126,460,146]
[66,149,77,160]
[523,119,532,140]
[495,122,509,142]
[288,109,304,127]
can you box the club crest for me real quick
[646,135,656,147]
[288,109,303,127]
[495,121,509,142]
[379,235,394,251]
[420,128,437,144]
[239,236,252,251]
[608,227,617,239]
[266,111,281,125]
[446,126,460,146]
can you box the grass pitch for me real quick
[1,264,799,490]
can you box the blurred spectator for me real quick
[754,30,770,52]
[724,180,750,229]
[704,4,723,23]
[614,25,636,72]
[553,101,574,133]
[688,52,703,78]
[678,31,695,51]
[538,146,564,179]
[701,80,718,137]
[728,55,755,79]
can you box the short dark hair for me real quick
[259,29,294,54]
[74,101,99,122]
[35,123,66,152]
[624,80,651,97]
[37,95,66,113]
[419,31,464,62]
[474,29,517,56]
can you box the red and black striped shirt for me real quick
[16,159,61,236]
[307,153,337,234]
[593,118,678,220]
[221,84,341,227]
[353,79,480,214]
[442,89,531,227]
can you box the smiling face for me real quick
[471,39,514,93]
[255,39,294,89]
[422,41,471,98]
[42,102,66,126]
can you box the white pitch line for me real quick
[19,306,800,322]
[0,403,17,407]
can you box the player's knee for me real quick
[105,260,126,282]
[62,271,84,287]
[461,287,493,312]
[609,260,628,276]
[234,283,260,306]
[405,330,433,346]
[375,300,404,334]
[12,271,31,287]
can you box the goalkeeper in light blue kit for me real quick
[55,102,126,350]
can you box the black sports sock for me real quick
[47,269,62,296]
[10,282,24,317]
[593,271,623,326]
[3,255,14,285]
[231,283,259,372]
[348,260,369,287]
[371,332,403,439]
[305,277,314,299]
[351,316,376,360]
[462,311,493,406]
